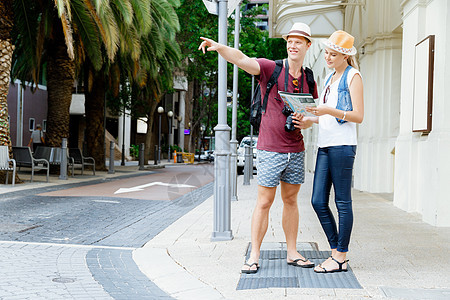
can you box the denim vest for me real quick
[324,65,353,124]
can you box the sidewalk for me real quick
[134,172,450,299]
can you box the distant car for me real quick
[199,150,214,162]
[237,136,257,175]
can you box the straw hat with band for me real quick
[282,23,312,43]
[322,30,357,56]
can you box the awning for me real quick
[269,0,364,38]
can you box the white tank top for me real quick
[317,68,361,148]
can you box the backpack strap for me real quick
[284,59,289,92]
[304,67,315,96]
[262,59,284,114]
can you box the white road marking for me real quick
[92,200,121,204]
[114,182,196,194]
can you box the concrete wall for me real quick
[394,0,450,226]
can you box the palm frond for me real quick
[92,0,110,12]
[54,0,72,20]
[110,0,133,25]
[151,0,180,31]
[70,0,103,69]
[130,0,152,35]
[11,0,40,83]
[85,0,119,61]
[59,13,75,59]
[166,0,181,8]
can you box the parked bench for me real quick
[34,146,74,177]
[12,146,49,182]
[69,148,95,175]
[0,146,16,186]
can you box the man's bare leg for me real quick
[241,185,276,272]
[280,181,313,266]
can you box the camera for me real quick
[282,105,295,132]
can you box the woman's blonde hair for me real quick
[347,55,359,70]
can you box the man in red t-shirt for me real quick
[199,22,318,274]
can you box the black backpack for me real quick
[250,60,315,132]
[250,60,283,132]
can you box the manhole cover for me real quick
[52,277,75,283]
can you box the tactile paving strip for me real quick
[237,243,362,290]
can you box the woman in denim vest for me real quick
[293,30,364,273]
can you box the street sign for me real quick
[227,0,240,17]
[202,0,218,15]
[202,0,241,17]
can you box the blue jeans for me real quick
[311,145,356,252]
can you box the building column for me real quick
[353,34,402,193]
[395,0,450,226]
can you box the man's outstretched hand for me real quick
[198,37,220,53]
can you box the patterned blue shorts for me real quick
[257,150,305,187]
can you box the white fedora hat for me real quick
[322,30,357,56]
[282,22,312,42]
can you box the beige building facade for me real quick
[270,0,450,226]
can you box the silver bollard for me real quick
[243,145,251,185]
[59,138,68,180]
[154,145,158,165]
[168,146,171,162]
[139,143,145,170]
[250,146,254,179]
[108,141,115,174]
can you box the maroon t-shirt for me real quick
[256,58,319,153]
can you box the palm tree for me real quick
[87,0,181,165]
[134,0,181,163]
[0,0,14,147]
[12,0,113,148]
[84,0,152,169]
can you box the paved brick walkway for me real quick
[0,242,111,299]
[0,165,214,299]
[87,248,173,299]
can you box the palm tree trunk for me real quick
[144,100,158,164]
[0,39,14,147]
[85,67,107,170]
[0,0,20,184]
[0,0,14,147]
[45,21,75,147]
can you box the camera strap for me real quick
[285,59,304,93]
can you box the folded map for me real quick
[278,92,317,117]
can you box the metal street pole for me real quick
[167,111,173,162]
[230,2,241,202]
[157,106,164,164]
[121,107,125,166]
[212,0,233,241]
